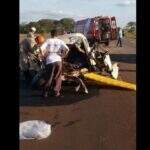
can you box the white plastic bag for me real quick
[111,63,119,79]
[104,55,113,71]
[20,120,51,140]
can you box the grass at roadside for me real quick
[124,31,136,40]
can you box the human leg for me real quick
[43,63,55,97]
[53,62,62,96]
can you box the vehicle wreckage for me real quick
[20,33,136,94]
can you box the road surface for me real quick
[20,38,136,150]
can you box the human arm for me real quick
[60,41,70,58]
[40,41,50,59]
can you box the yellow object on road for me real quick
[83,72,136,91]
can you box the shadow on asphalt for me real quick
[111,54,136,64]
[20,83,131,107]
[19,84,101,107]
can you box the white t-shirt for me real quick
[118,29,123,38]
[40,38,69,65]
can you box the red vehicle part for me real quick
[74,16,117,43]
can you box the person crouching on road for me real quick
[35,30,69,98]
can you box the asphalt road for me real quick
[20,38,136,150]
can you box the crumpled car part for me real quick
[111,63,119,79]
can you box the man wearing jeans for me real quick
[36,30,69,98]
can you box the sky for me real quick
[20,0,136,27]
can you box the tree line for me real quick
[20,18,75,34]
[124,21,136,33]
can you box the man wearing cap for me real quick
[28,27,36,37]
[27,27,37,49]
[35,30,69,98]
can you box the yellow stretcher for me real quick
[83,72,136,91]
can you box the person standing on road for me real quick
[27,27,37,50]
[35,30,69,98]
[104,31,110,46]
[116,27,123,47]
[20,27,38,85]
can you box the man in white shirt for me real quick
[116,27,123,47]
[35,30,69,98]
